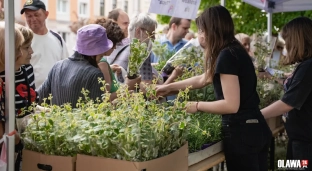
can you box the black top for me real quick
[0,64,39,122]
[282,58,312,143]
[213,41,260,113]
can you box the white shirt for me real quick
[31,30,69,89]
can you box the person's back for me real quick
[37,24,114,107]
[214,41,260,113]
[21,0,69,88]
[40,55,103,107]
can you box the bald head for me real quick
[108,9,129,38]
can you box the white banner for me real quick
[148,0,178,17]
[148,0,201,19]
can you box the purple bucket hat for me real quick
[74,24,113,56]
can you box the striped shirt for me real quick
[37,52,105,107]
[0,64,39,119]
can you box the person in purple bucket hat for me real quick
[36,24,115,107]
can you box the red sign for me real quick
[301,160,308,168]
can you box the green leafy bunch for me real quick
[151,41,176,71]
[167,46,222,152]
[257,78,283,109]
[171,46,204,69]
[253,32,272,71]
[128,38,149,78]
[187,113,221,153]
[22,80,195,162]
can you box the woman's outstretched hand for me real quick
[155,85,170,97]
[186,102,198,113]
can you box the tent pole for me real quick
[4,0,16,170]
[221,0,226,6]
[267,12,272,43]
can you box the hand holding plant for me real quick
[186,102,198,114]
[125,75,141,90]
[128,38,150,79]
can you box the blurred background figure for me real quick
[108,8,130,46]
[162,25,169,34]
[184,32,195,41]
[235,33,254,59]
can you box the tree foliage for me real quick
[156,0,312,35]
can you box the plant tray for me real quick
[188,141,223,166]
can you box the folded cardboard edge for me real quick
[188,141,223,166]
[76,142,188,165]
[23,149,77,162]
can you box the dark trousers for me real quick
[222,111,272,171]
[287,140,312,171]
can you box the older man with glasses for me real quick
[107,13,157,88]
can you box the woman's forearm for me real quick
[261,100,293,119]
[197,100,239,114]
[167,74,209,91]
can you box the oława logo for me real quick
[278,160,308,170]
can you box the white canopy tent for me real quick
[243,0,312,13]
[242,0,312,42]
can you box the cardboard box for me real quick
[188,141,223,166]
[76,143,188,171]
[22,150,76,171]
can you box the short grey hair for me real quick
[129,13,157,38]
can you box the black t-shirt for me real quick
[213,41,260,113]
[281,58,312,143]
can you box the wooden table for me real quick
[188,126,285,171]
[188,152,225,171]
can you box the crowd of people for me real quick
[0,0,311,170]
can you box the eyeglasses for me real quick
[140,27,154,36]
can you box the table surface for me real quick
[188,152,225,171]
[188,125,285,171]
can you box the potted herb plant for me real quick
[127,38,150,79]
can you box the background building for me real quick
[15,0,157,53]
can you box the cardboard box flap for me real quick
[22,150,76,171]
[76,143,188,171]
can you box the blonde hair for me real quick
[0,21,24,68]
[16,23,33,46]
[235,33,250,43]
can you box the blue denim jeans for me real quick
[221,110,272,171]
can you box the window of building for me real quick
[124,0,128,13]
[57,0,68,13]
[79,2,88,15]
[112,0,117,9]
[100,0,105,16]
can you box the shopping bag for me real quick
[0,136,7,171]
